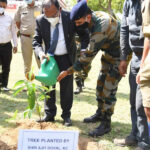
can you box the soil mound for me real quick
[0,120,102,150]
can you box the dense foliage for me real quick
[67,0,124,13]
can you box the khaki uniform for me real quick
[139,0,150,108]
[142,0,150,38]
[140,52,150,108]
[14,4,41,74]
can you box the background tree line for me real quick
[66,0,124,18]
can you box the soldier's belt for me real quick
[20,33,32,38]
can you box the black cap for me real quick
[70,0,88,21]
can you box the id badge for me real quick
[34,11,41,17]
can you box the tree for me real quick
[67,0,124,13]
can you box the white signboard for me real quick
[18,129,79,150]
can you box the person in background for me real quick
[74,0,91,95]
[0,0,17,91]
[74,37,91,94]
[136,0,150,139]
[14,0,41,76]
[114,0,150,149]
[32,0,89,126]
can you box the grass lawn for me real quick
[0,45,133,150]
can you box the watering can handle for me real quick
[41,57,49,67]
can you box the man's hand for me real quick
[57,71,69,82]
[136,72,141,84]
[13,47,17,54]
[41,55,50,62]
[119,60,127,77]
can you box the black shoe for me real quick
[74,86,82,94]
[114,135,138,147]
[63,118,72,126]
[37,116,55,123]
[89,121,111,137]
[83,113,101,123]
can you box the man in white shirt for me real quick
[0,0,17,91]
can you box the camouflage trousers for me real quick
[74,63,91,83]
[96,52,122,121]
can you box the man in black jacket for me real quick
[114,0,150,149]
[32,0,89,126]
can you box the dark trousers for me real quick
[0,42,12,87]
[129,53,150,147]
[44,54,73,119]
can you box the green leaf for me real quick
[27,85,36,110]
[28,109,33,119]
[37,94,49,101]
[39,85,51,92]
[13,86,25,96]
[36,104,41,115]
[13,80,25,88]
[23,109,30,119]
[36,86,47,96]
[5,110,18,121]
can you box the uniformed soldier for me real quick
[58,0,124,137]
[14,0,42,75]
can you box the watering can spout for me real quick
[35,74,48,83]
[26,56,60,86]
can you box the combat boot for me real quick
[83,108,102,123]
[89,120,111,137]
[74,79,82,94]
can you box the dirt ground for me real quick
[0,120,103,150]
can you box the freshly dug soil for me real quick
[0,120,103,150]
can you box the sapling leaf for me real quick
[13,86,26,96]
[13,80,25,88]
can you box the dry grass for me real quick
[0,46,133,149]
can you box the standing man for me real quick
[14,0,41,75]
[33,0,89,126]
[0,0,17,91]
[114,0,150,149]
[136,0,150,138]
[58,0,123,136]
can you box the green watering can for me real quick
[26,56,60,86]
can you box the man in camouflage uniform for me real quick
[58,0,123,137]
[14,0,41,75]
